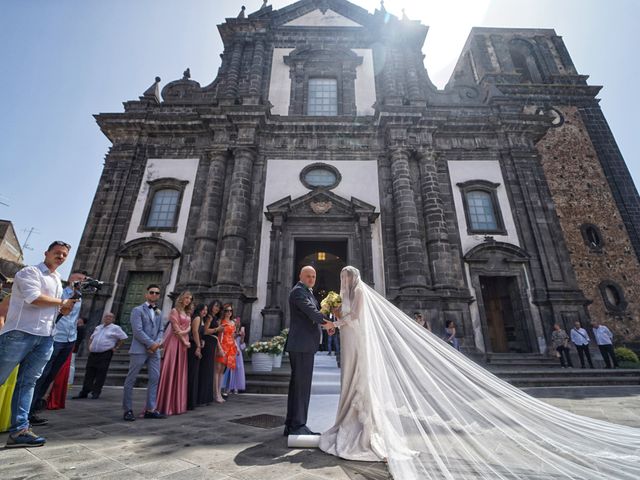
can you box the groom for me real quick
[284,266,334,436]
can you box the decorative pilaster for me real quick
[184,150,228,286]
[389,147,428,288]
[357,214,375,286]
[216,147,256,286]
[223,40,244,99]
[261,212,286,336]
[248,37,265,98]
[404,50,421,101]
[418,150,456,287]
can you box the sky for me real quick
[0,0,638,279]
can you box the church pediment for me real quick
[282,8,362,27]
[272,0,372,29]
[265,189,377,222]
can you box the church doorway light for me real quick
[294,239,347,304]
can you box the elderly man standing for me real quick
[592,320,619,369]
[73,312,127,400]
[29,270,86,425]
[0,241,76,448]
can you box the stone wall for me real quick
[537,106,640,342]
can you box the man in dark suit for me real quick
[284,266,334,436]
[122,284,165,421]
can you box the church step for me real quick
[503,376,640,387]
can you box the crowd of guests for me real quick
[0,241,247,447]
[121,286,246,421]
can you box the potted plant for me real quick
[246,341,273,372]
[270,335,286,368]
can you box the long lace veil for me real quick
[339,266,640,480]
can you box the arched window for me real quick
[139,178,188,232]
[509,39,544,84]
[147,189,180,228]
[467,191,498,231]
[457,180,506,235]
[580,223,604,251]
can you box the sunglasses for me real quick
[148,291,161,295]
[224,309,233,312]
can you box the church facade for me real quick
[73,0,640,353]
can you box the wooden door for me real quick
[480,277,509,352]
[118,271,163,335]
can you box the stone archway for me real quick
[260,188,378,336]
[465,240,538,353]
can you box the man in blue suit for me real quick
[284,266,334,436]
[122,284,165,421]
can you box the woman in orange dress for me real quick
[214,303,238,403]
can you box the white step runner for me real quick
[307,352,341,433]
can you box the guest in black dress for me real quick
[187,304,207,410]
[198,300,222,406]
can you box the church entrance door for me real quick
[479,276,529,353]
[294,240,347,304]
[118,271,163,335]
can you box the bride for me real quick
[318,266,640,479]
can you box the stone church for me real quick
[73,0,640,354]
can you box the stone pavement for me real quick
[1,385,640,480]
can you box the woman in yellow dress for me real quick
[0,293,19,433]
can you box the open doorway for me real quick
[294,239,347,304]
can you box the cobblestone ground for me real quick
[1,386,639,479]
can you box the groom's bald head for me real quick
[299,266,317,288]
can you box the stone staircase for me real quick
[72,350,640,393]
[485,353,640,387]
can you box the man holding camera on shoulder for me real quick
[28,270,87,426]
[0,241,77,448]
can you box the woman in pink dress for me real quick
[156,291,193,415]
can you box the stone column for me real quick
[248,37,265,98]
[357,214,375,287]
[418,150,456,287]
[389,147,428,288]
[223,40,244,99]
[186,150,228,286]
[216,147,255,286]
[261,212,285,336]
[404,50,421,101]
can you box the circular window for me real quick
[300,163,341,190]
[599,281,628,313]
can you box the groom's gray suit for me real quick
[285,281,328,433]
[122,302,164,413]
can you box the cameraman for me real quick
[29,270,86,425]
[0,241,76,448]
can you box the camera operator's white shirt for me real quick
[0,262,62,337]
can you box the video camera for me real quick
[71,277,104,296]
[55,277,104,323]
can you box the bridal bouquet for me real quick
[320,291,342,316]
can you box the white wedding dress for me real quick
[318,266,640,480]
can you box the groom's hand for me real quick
[321,320,335,330]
